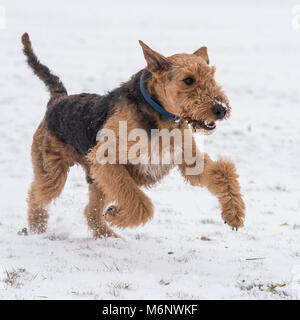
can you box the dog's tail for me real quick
[21,33,67,98]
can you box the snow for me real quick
[0,0,300,299]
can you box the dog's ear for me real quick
[139,40,172,73]
[193,46,209,64]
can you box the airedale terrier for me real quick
[22,33,245,238]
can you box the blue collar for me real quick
[139,74,180,121]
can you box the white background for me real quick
[0,0,299,299]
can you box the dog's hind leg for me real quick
[27,181,50,234]
[27,123,75,233]
[83,182,119,238]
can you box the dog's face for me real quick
[139,41,230,133]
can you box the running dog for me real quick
[22,33,245,238]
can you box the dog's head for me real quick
[139,41,230,133]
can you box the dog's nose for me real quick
[212,105,227,119]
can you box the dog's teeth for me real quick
[203,120,216,129]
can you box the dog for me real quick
[22,33,245,238]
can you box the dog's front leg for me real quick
[88,147,153,229]
[178,142,245,229]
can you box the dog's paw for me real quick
[104,201,153,229]
[223,215,244,231]
[221,195,245,230]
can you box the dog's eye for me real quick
[183,77,194,85]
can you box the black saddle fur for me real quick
[45,70,160,155]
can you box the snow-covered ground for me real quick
[0,0,300,299]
